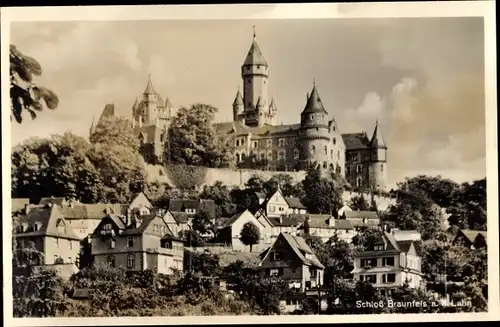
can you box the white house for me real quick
[262,188,307,218]
[298,215,357,243]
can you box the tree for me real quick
[349,194,370,211]
[239,222,261,252]
[167,104,235,168]
[89,116,138,151]
[192,210,214,236]
[11,133,102,203]
[301,166,343,215]
[230,188,260,214]
[199,181,237,217]
[447,178,486,230]
[398,175,460,208]
[263,174,298,197]
[13,241,69,317]
[351,227,383,251]
[10,44,59,123]
[245,175,266,194]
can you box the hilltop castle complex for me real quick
[90,30,388,191]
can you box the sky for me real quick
[9,17,485,188]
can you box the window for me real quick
[267,140,272,148]
[330,149,334,159]
[310,268,317,278]
[241,138,245,145]
[356,177,362,187]
[278,138,285,147]
[383,257,395,266]
[33,223,38,232]
[333,138,336,145]
[323,161,327,169]
[253,141,258,148]
[374,244,385,251]
[103,224,112,230]
[153,225,158,232]
[269,268,281,276]
[361,258,377,268]
[357,165,363,173]
[278,207,284,212]
[361,274,377,284]
[236,153,240,162]
[269,205,276,212]
[278,151,285,161]
[310,145,315,155]
[324,146,327,155]
[236,140,240,147]
[347,166,351,174]
[127,236,134,247]
[127,254,135,269]
[68,257,72,263]
[383,273,396,284]
[108,255,115,268]
[109,240,116,249]
[241,153,246,161]
[260,152,265,160]
[273,252,281,261]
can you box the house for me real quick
[388,228,421,242]
[255,192,267,205]
[91,213,184,275]
[267,214,306,239]
[297,215,356,243]
[162,210,191,238]
[352,231,424,294]
[14,204,81,279]
[259,233,325,292]
[167,199,216,223]
[217,209,273,252]
[341,210,380,230]
[39,196,69,206]
[337,204,352,217]
[261,188,307,218]
[129,192,153,215]
[452,230,487,249]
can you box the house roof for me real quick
[220,211,246,229]
[269,214,307,227]
[218,251,261,268]
[396,240,413,253]
[12,198,30,213]
[39,197,66,206]
[281,233,325,269]
[122,214,158,235]
[167,199,216,216]
[60,203,128,220]
[304,216,354,230]
[344,211,379,219]
[16,205,80,241]
[342,133,370,151]
[255,192,267,200]
[170,211,189,224]
[284,197,306,209]
[457,230,487,243]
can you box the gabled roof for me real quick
[301,84,328,115]
[342,133,371,151]
[99,103,115,122]
[243,34,268,67]
[283,197,306,209]
[281,233,325,269]
[16,205,80,240]
[269,214,307,227]
[233,89,244,106]
[456,230,487,243]
[12,198,30,213]
[167,199,215,216]
[396,240,414,254]
[170,211,189,224]
[122,214,159,236]
[303,216,354,230]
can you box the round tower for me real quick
[142,74,157,124]
[298,82,331,170]
[232,88,244,122]
[368,121,388,191]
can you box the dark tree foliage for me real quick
[239,222,261,252]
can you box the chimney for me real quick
[25,204,31,215]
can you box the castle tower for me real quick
[368,121,388,191]
[241,27,270,127]
[232,88,244,122]
[141,74,158,124]
[269,97,279,125]
[89,115,96,138]
[298,81,331,170]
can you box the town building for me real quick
[167,199,216,223]
[258,233,325,292]
[340,210,380,230]
[452,229,487,249]
[14,204,81,279]
[91,213,184,275]
[90,28,388,192]
[352,231,424,294]
[297,215,356,243]
[260,188,307,218]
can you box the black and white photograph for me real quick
[2,2,497,324]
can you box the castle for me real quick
[90,29,388,191]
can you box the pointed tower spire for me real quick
[370,120,387,148]
[243,26,268,67]
[253,25,256,39]
[144,74,155,94]
[302,82,327,114]
[233,88,244,106]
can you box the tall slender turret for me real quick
[368,121,388,190]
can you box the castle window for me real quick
[267,151,273,159]
[241,138,245,145]
[236,140,240,147]
[267,140,272,148]
[253,141,258,148]
[236,153,241,162]
[333,138,336,145]
[324,146,327,155]
[357,165,363,173]
[330,149,334,159]
[278,138,285,147]
[241,153,246,161]
[323,162,327,169]
[260,152,265,160]
[356,177,362,187]
[278,151,285,161]
[127,254,135,269]
[381,165,384,172]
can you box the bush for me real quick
[164,164,207,190]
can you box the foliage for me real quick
[351,227,383,251]
[230,188,261,214]
[398,175,460,208]
[447,178,486,230]
[179,230,206,248]
[349,194,370,211]
[239,222,261,252]
[13,241,70,317]
[192,210,215,235]
[167,104,235,168]
[183,250,221,276]
[89,116,138,151]
[11,133,102,203]
[245,173,300,198]
[300,166,343,215]
[143,180,172,208]
[199,181,237,217]
[10,44,59,123]
[164,163,207,190]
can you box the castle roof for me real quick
[164,97,174,109]
[144,75,156,94]
[301,83,328,115]
[370,121,387,149]
[269,97,278,112]
[214,121,300,138]
[99,103,115,122]
[342,132,371,150]
[243,33,268,67]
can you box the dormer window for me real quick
[273,252,281,261]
